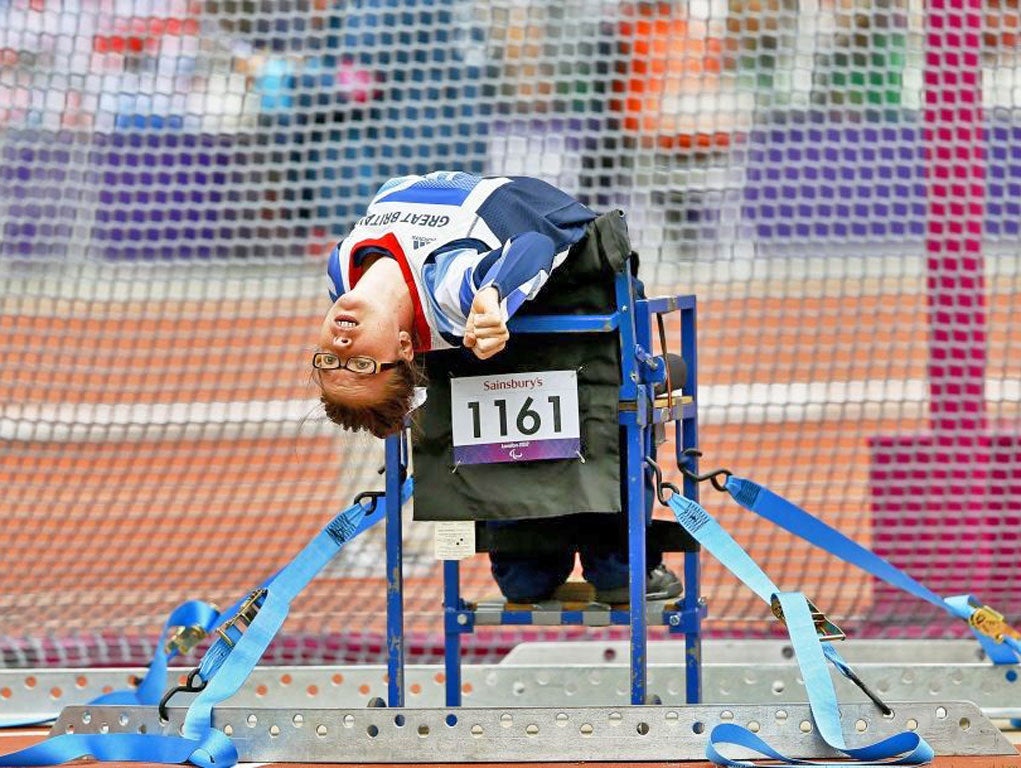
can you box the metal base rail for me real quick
[4,641,1019,727]
[45,700,1015,763]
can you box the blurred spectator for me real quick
[811,0,907,109]
[984,0,1021,64]
[616,0,731,153]
[0,0,96,129]
[725,0,798,97]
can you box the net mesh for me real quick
[1,0,1019,668]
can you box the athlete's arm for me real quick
[462,286,507,360]
[452,231,556,360]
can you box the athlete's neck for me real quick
[351,255,415,333]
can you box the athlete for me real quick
[314,171,682,605]
[316,170,597,438]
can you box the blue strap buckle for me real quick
[215,589,267,649]
[165,622,213,656]
[969,602,1021,644]
[770,595,846,642]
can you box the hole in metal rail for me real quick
[269,725,280,738]
[747,720,761,733]
[799,720,812,733]
[525,723,539,736]
[935,707,947,720]
[637,722,650,736]
[906,719,919,731]
[958,717,971,731]
[367,724,379,738]
[855,719,868,733]
[580,723,594,736]
[470,724,484,737]
[692,721,705,734]
[292,713,304,728]
[316,724,327,738]
[555,712,569,726]
[417,724,430,738]
[775,710,788,724]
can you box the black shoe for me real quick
[595,565,683,604]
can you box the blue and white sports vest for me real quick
[326,171,596,351]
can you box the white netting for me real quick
[1,0,1018,668]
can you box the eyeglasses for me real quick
[312,351,400,376]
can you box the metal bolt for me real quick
[457,613,468,625]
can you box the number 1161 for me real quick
[466,395,562,438]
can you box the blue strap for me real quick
[725,476,1021,665]
[0,479,412,768]
[90,600,223,708]
[2,601,222,729]
[665,493,933,767]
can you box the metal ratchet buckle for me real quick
[164,624,210,656]
[969,603,1021,643]
[770,596,846,642]
[215,588,268,648]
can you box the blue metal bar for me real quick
[509,314,620,333]
[442,560,463,707]
[384,434,406,707]
[679,298,703,705]
[619,269,647,706]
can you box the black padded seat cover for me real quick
[412,211,633,522]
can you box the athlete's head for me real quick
[314,288,419,438]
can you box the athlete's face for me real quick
[315,293,414,406]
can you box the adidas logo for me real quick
[412,236,435,250]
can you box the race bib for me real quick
[450,370,581,465]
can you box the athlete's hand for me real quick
[464,286,509,360]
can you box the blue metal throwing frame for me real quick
[380,267,704,710]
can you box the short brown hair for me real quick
[319,360,420,438]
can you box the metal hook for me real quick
[644,458,680,505]
[353,490,385,512]
[678,448,732,493]
[158,667,206,723]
